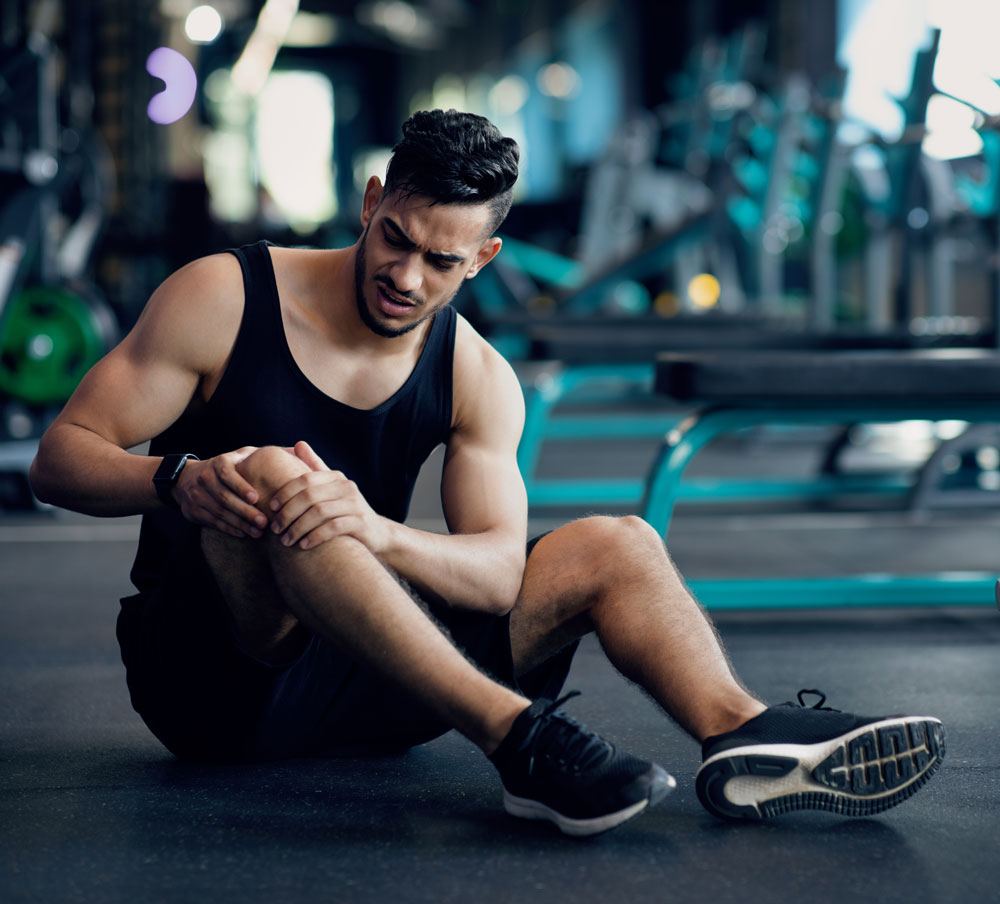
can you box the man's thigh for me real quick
[118,532,532,761]
[117,539,448,761]
[508,531,582,698]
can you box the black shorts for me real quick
[116,534,576,762]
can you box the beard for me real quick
[353,225,459,338]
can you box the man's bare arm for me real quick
[30,254,265,536]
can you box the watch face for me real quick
[154,455,196,505]
[156,455,181,483]
[153,454,197,500]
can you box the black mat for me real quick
[2,533,998,903]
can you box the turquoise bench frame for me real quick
[640,401,1000,609]
[518,363,914,509]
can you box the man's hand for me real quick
[268,441,392,553]
[173,446,268,538]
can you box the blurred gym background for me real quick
[5,0,1000,539]
[1,2,998,413]
[4,5,1000,901]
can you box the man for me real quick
[30,109,944,837]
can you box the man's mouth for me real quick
[375,283,418,317]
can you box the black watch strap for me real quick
[153,453,199,508]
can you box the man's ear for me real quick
[465,237,502,279]
[361,176,384,228]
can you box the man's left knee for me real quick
[563,515,666,572]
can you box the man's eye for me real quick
[384,231,407,248]
[432,260,455,272]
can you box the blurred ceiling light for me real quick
[357,1,440,49]
[231,0,299,96]
[185,5,224,43]
[922,92,984,159]
[255,71,337,230]
[284,11,339,47]
[488,74,529,116]
[537,62,580,99]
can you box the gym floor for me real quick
[2,428,998,903]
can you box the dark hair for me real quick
[384,109,519,235]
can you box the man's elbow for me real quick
[29,431,72,506]
[28,452,55,505]
[487,546,526,615]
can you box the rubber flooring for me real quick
[1,431,999,903]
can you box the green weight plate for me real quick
[0,284,111,405]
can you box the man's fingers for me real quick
[281,510,354,550]
[193,502,253,539]
[218,457,261,505]
[192,477,266,534]
[296,518,358,550]
[294,440,329,472]
[271,493,342,540]
[268,470,348,514]
[220,483,268,529]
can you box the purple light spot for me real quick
[146,47,197,125]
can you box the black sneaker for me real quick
[696,690,945,821]
[489,692,676,836]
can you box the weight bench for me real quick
[517,322,988,509]
[642,349,1000,609]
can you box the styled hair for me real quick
[384,109,519,235]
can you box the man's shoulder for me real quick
[451,312,523,425]
[129,251,248,368]
[453,312,512,378]
[163,250,245,305]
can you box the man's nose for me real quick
[389,253,422,294]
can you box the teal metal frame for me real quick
[519,364,915,509]
[640,402,1000,609]
[518,362,656,479]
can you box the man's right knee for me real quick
[237,445,310,504]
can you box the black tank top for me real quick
[129,240,457,592]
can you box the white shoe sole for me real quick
[503,768,676,836]
[696,716,945,820]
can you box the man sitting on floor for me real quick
[30,109,944,836]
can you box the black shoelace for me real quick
[525,691,612,777]
[796,688,839,711]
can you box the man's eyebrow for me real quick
[428,249,466,264]
[383,218,412,245]
[383,217,466,264]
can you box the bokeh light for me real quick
[687,273,721,309]
[146,47,197,124]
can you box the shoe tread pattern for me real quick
[804,718,945,812]
[698,718,945,821]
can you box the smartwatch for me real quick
[153,453,199,508]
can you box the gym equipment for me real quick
[642,349,1000,609]
[509,22,1000,516]
[466,24,770,332]
[516,317,980,509]
[0,283,116,405]
[0,1,118,501]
